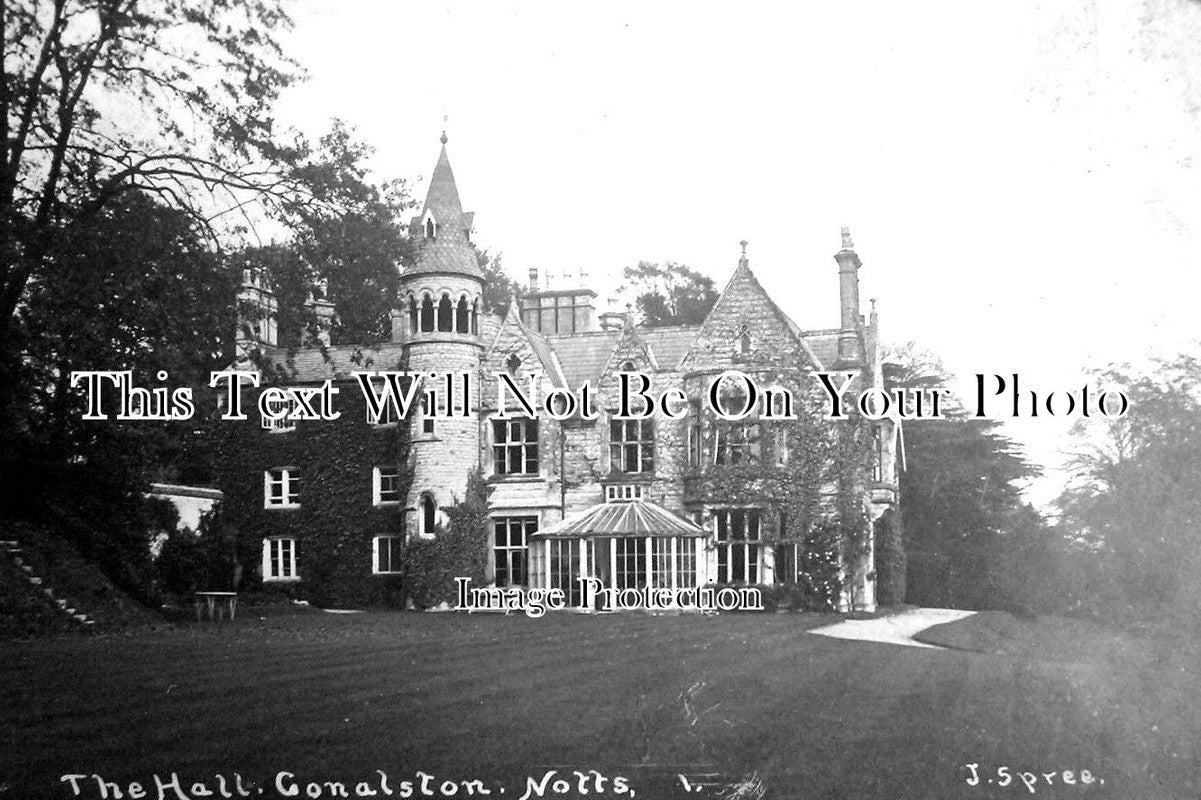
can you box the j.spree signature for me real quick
[963,763,1105,793]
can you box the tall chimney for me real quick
[834,227,863,364]
[528,267,539,291]
[835,226,862,330]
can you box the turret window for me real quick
[419,493,438,537]
[420,295,435,332]
[456,296,470,333]
[437,295,453,332]
[408,296,418,334]
[424,217,437,239]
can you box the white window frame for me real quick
[372,401,399,428]
[713,508,763,584]
[261,395,296,433]
[491,417,539,475]
[264,467,300,509]
[604,484,644,503]
[493,517,536,587]
[609,417,654,473]
[262,537,298,581]
[373,466,402,506]
[714,421,761,465]
[373,535,403,575]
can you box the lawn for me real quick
[2,608,1198,800]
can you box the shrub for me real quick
[873,508,907,605]
[401,469,490,608]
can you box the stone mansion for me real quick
[217,135,900,611]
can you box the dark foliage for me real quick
[873,508,907,606]
[1056,353,1201,620]
[622,261,718,327]
[402,469,491,608]
[886,344,1054,613]
[476,249,521,315]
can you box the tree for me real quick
[243,121,415,348]
[621,261,718,327]
[2,190,234,599]
[885,343,1055,613]
[476,248,520,315]
[1057,353,1201,617]
[1,0,301,357]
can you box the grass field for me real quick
[2,607,1199,800]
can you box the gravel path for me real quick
[809,607,976,649]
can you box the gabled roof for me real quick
[484,299,567,386]
[680,250,824,371]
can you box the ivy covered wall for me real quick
[207,377,413,608]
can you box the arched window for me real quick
[735,324,752,355]
[471,299,479,335]
[456,296,470,333]
[420,295,435,332]
[419,493,437,537]
[437,294,453,332]
[506,353,521,374]
[424,217,437,239]
[408,296,418,334]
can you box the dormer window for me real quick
[506,353,521,374]
[424,216,437,240]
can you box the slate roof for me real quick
[256,343,409,382]
[525,329,567,386]
[800,330,841,369]
[542,330,621,388]
[534,499,706,539]
[640,326,700,370]
[260,323,844,384]
[404,142,483,280]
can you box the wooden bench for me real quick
[194,591,238,621]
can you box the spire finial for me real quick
[841,226,854,250]
[738,240,749,267]
[440,114,448,146]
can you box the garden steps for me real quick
[0,536,99,630]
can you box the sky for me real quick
[272,0,1201,507]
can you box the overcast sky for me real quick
[273,0,1201,506]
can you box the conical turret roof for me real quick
[405,134,483,280]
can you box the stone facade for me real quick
[224,139,899,611]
